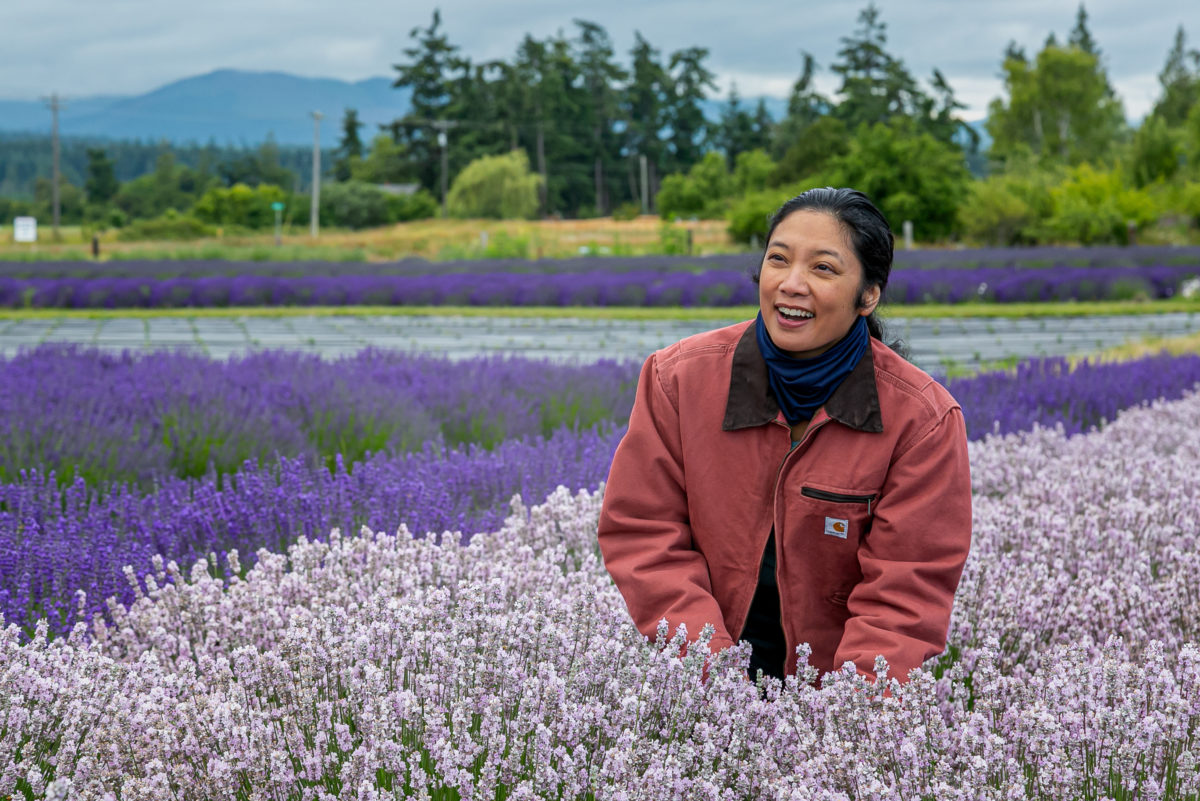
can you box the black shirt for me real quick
[740,528,788,680]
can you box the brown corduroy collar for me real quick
[721,321,883,433]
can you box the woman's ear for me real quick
[858,283,881,316]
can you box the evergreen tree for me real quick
[334,109,364,182]
[829,3,925,128]
[217,138,296,189]
[665,46,717,174]
[920,68,978,152]
[444,59,511,174]
[390,10,464,194]
[1152,25,1200,127]
[622,32,670,209]
[773,51,831,162]
[750,99,775,153]
[573,20,627,215]
[716,83,758,167]
[510,32,587,215]
[1068,4,1099,56]
[84,147,118,204]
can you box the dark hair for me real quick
[754,187,898,347]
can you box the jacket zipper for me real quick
[751,415,831,662]
[800,486,877,515]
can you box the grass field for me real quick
[0,216,737,262]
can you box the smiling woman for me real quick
[597,187,974,687]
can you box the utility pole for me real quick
[310,110,323,238]
[639,154,649,214]
[42,93,64,240]
[536,120,547,215]
[432,120,455,216]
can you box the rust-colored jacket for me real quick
[597,320,972,681]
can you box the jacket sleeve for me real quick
[833,406,972,681]
[597,351,735,655]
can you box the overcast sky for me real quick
[4,0,1195,120]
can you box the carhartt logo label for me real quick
[824,517,848,538]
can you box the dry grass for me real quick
[1081,330,1200,363]
[0,216,737,262]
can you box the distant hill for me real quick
[0,70,411,146]
[0,69,808,147]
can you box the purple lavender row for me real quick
[0,270,759,308]
[5,261,1199,308]
[0,426,626,640]
[5,244,1198,279]
[947,352,1200,439]
[0,345,637,487]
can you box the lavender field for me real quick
[4,344,1200,798]
[3,245,1200,309]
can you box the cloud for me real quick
[1,0,1192,121]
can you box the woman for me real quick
[597,187,972,684]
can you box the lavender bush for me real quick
[5,261,1200,308]
[4,244,1198,279]
[7,386,1200,800]
[0,345,637,486]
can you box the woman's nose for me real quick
[779,266,810,295]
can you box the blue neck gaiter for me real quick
[755,312,870,424]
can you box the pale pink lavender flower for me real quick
[5,393,1200,797]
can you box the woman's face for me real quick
[758,210,880,360]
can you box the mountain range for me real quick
[0,70,411,146]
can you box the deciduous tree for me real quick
[447,149,543,219]
[987,24,1126,166]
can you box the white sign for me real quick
[13,216,37,243]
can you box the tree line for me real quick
[2,3,1199,247]
[378,4,978,220]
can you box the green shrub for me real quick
[958,172,1054,246]
[192,183,290,229]
[726,185,814,246]
[656,152,732,220]
[611,202,641,221]
[1043,164,1158,245]
[482,230,531,259]
[657,223,691,255]
[727,189,786,246]
[731,149,778,195]
[447,150,542,220]
[0,197,32,225]
[319,182,394,229]
[387,189,438,222]
[115,211,216,241]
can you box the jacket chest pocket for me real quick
[800,487,877,516]
[792,485,877,547]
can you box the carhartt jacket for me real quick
[597,320,972,681]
